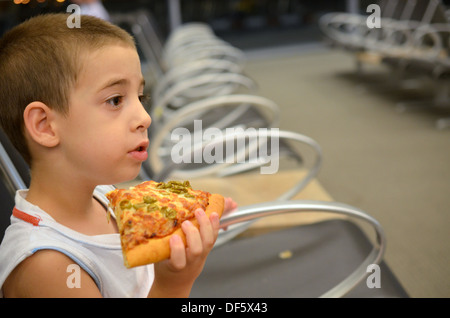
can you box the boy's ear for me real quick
[23,102,60,148]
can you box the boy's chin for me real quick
[105,166,143,186]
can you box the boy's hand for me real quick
[149,208,220,298]
[220,197,238,231]
[223,197,238,216]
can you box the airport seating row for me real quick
[320,0,450,129]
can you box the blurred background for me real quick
[0,0,375,46]
[0,0,449,298]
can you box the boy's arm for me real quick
[148,209,220,298]
[3,250,102,298]
[3,209,220,298]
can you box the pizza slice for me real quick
[106,180,224,268]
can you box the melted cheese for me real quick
[106,180,210,250]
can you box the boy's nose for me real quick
[133,100,152,132]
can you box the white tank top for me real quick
[0,186,153,297]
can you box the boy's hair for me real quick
[0,13,136,165]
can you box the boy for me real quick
[0,14,232,297]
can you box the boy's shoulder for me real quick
[0,185,115,283]
[2,248,101,297]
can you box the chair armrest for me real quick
[152,58,246,104]
[147,94,282,180]
[411,23,450,60]
[149,124,321,204]
[0,142,27,194]
[217,199,386,298]
[151,73,258,121]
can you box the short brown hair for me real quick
[0,13,136,165]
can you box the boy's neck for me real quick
[25,164,110,234]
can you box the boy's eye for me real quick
[106,95,123,108]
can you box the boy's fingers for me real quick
[168,234,186,270]
[224,197,238,215]
[170,209,220,268]
[182,220,203,257]
[210,212,220,229]
[196,209,220,249]
[208,212,220,240]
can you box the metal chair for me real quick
[142,95,311,182]
[196,199,389,298]
[0,128,29,243]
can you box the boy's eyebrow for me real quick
[98,77,146,92]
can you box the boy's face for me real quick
[56,44,151,185]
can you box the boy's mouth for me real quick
[128,141,149,161]
[133,140,149,152]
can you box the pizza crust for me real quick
[124,193,224,268]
